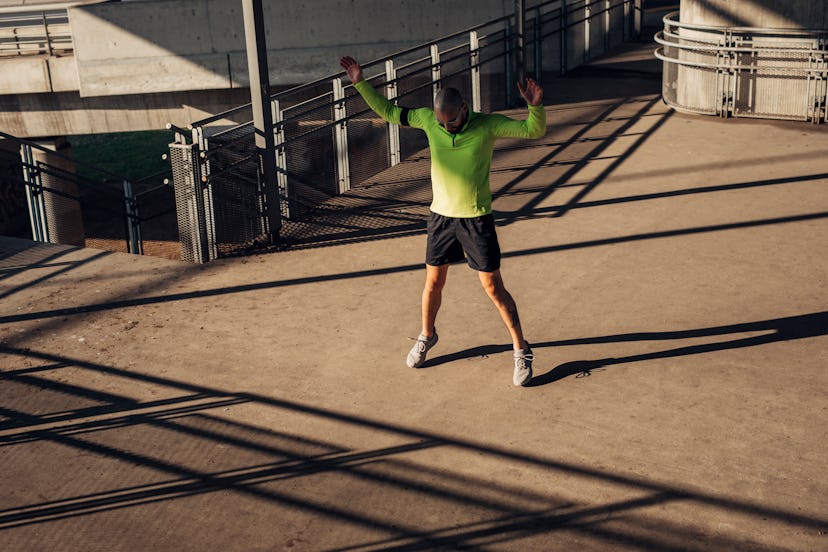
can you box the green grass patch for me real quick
[69,130,174,184]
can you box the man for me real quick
[339,56,546,386]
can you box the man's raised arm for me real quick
[339,56,364,84]
[339,56,404,125]
[490,78,547,139]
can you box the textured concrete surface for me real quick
[1,37,827,551]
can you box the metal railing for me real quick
[0,130,175,258]
[0,8,72,57]
[655,11,828,123]
[171,0,641,262]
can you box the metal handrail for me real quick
[657,10,828,35]
[655,11,828,72]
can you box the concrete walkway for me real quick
[1,35,827,551]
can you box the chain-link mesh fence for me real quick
[204,122,269,257]
[282,88,340,214]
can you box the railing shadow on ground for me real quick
[1,207,826,327]
[0,238,112,301]
[0,344,825,550]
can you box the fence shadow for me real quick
[0,344,824,550]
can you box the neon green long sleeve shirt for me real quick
[354,80,547,218]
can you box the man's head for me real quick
[434,87,468,134]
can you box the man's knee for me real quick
[479,270,504,299]
[424,265,448,294]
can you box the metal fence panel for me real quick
[205,123,269,257]
[566,0,588,69]
[733,39,813,121]
[282,89,340,215]
[609,0,625,49]
[169,143,211,264]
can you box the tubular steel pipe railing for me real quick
[655,11,828,123]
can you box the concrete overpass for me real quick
[0,0,528,138]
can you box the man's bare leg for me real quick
[421,263,449,337]
[479,269,533,385]
[478,269,527,350]
[407,264,449,368]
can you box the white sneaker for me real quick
[406,330,438,368]
[513,346,534,386]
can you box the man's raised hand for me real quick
[517,77,543,106]
[339,56,364,84]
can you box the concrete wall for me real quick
[69,0,516,97]
[680,0,828,29]
[0,88,252,137]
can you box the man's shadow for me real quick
[421,311,828,387]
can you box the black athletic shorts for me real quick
[425,212,501,272]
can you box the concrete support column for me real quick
[30,137,85,247]
[680,0,828,28]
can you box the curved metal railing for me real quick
[654,11,828,123]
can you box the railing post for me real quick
[514,0,526,86]
[505,18,513,106]
[332,78,351,194]
[623,0,630,41]
[122,180,142,255]
[41,12,52,57]
[242,0,281,243]
[534,7,543,83]
[272,99,290,218]
[584,1,591,63]
[560,0,567,75]
[385,60,402,167]
[818,44,828,123]
[430,43,442,98]
[469,31,482,112]
[719,29,735,118]
[21,144,48,242]
[605,0,611,53]
[634,0,641,38]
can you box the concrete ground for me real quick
[1,35,827,551]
